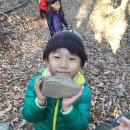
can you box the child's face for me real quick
[45,48,81,78]
[52,1,61,11]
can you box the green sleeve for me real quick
[22,76,47,123]
[62,83,91,130]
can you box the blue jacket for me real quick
[47,11,68,34]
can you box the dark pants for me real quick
[95,112,130,130]
[40,9,47,18]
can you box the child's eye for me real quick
[53,56,60,59]
[69,57,76,60]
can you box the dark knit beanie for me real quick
[43,31,87,67]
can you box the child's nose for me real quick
[61,58,68,68]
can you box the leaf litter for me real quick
[0,0,130,129]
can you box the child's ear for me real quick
[80,66,82,70]
[42,61,46,66]
[81,62,85,69]
[44,59,49,66]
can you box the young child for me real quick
[47,0,69,36]
[39,0,50,20]
[22,31,91,130]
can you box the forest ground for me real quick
[0,0,130,129]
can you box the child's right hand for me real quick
[34,77,46,106]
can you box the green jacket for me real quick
[22,68,91,130]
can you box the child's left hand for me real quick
[62,86,84,112]
[66,26,70,30]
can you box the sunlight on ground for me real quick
[105,13,127,54]
[76,0,128,54]
[76,1,88,29]
[90,1,128,54]
[113,105,122,118]
[76,0,92,29]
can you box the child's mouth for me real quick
[57,71,70,76]
[60,72,68,75]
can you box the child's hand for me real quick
[34,77,46,106]
[66,26,70,30]
[50,31,55,36]
[112,117,130,130]
[62,86,84,112]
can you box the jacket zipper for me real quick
[53,99,59,130]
